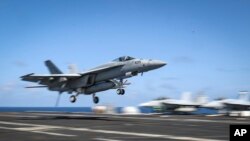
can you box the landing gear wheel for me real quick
[121,89,125,95]
[117,89,122,95]
[93,96,99,104]
[116,89,125,95]
[116,89,121,95]
[70,95,77,103]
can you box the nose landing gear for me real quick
[111,79,129,95]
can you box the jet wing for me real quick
[21,73,81,82]
[223,102,250,110]
[162,101,200,109]
[21,64,124,83]
[79,63,124,75]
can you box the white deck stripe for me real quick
[0,121,226,141]
[0,114,39,118]
[70,127,223,141]
[31,131,76,137]
[94,138,122,141]
[0,121,56,127]
[111,115,250,124]
[0,126,75,137]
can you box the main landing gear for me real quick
[70,89,124,104]
[116,88,125,95]
[70,95,77,103]
[92,93,99,104]
[70,93,79,103]
[70,93,99,104]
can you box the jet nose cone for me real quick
[153,60,167,68]
[141,59,166,72]
[159,60,167,66]
[149,60,167,69]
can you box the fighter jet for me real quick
[139,92,207,113]
[202,91,250,110]
[21,56,166,104]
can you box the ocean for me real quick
[0,107,218,115]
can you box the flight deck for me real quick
[1,112,249,141]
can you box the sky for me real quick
[0,0,250,107]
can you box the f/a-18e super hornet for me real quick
[21,56,166,104]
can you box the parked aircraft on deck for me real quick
[139,92,207,113]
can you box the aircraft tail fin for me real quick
[238,91,249,101]
[45,60,63,74]
[68,64,78,73]
[181,92,192,102]
[195,95,208,104]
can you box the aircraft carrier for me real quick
[0,112,249,141]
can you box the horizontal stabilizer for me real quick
[20,73,34,78]
[25,86,48,88]
[25,73,81,78]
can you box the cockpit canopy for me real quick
[113,56,135,62]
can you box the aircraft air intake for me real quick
[85,82,115,94]
[125,71,138,77]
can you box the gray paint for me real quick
[21,56,166,103]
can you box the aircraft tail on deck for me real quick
[238,91,249,101]
[195,95,208,104]
[45,60,63,74]
[181,92,192,102]
[68,64,78,74]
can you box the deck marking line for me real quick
[0,121,226,141]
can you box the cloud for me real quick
[241,68,250,72]
[12,61,28,68]
[145,82,156,91]
[0,81,27,93]
[172,56,194,64]
[0,81,44,94]
[216,67,235,72]
[216,67,250,73]
[161,76,179,81]
[159,83,178,91]
[159,77,180,92]
[0,82,16,92]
